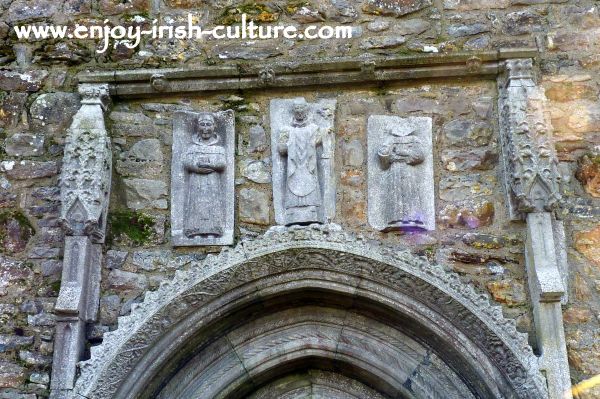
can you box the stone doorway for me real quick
[70,226,546,399]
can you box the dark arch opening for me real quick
[136,287,502,399]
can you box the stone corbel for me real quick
[499,59,571,399]
[50,84,111,398]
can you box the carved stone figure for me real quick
[171,110,234,246]
[368,116,435,231]
[271,98,336,225]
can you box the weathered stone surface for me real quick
[0,70,48,92]
[105,250,128,270]
[439,200,495,228]
[99,295,120,325]
[241,159,271,183]
[41,260,61,277]
[563,307,592,324]
[0,335,34,352]
[503,11,544,35]
[545,84,597,102]
[213,42,284,60]
[486,279,526,306]
[360,35,406,50]
[394,18,430,35]
[444,0,509,10]
[123,179,168,210]
[18,350,51,366]
[566,102,600,134]
[131,250,203,271]
[462,232,518,250]
[36,42,92,65]
[0,360,26,388]
[0,93,27,128]
[29,92,81,133]
[116,139,164,177]
[0,211,34,254]
[576,152,600,198]
[271,98,336,225]
[4,0,58,23]
[443,119,492,146]
[4,133,44,157]
[575,225,600,267]
[362,0,432,17]
[367,19,390,32]
[464,35,490,50]
[342,139,364,167]
[98,0,147,15]
[439,174,496,201]
[247,125,267,153]
[448,23,490,37]
[442,148,498,171]
[239,188,270,225]
[171,110,235,246]
[1,160,58,180]
[368,116,435,231]
[107,269,148,291]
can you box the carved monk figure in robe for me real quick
[278,102,325,225]
[378,129,426,230]
[183,113,226,238]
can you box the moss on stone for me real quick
[218,3,279,25]
[285,0,312,15]
[0,210,34,254]
[108,210,155,246]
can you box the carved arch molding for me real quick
[70,226,547,399]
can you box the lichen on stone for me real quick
[218,2,279,25]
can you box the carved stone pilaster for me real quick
[498,59,562,220]
[499,60,571,399]
[59,84,112,242]
[51,84,111,399]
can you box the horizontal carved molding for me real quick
[76,48,538,96]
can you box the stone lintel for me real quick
[75,50,538,96]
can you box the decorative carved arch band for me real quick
[71,226,547,399]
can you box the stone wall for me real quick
[0,0,599,398]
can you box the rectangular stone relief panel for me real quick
[367,115,435,231]
[171,110,235,246]
[270,98,336,226]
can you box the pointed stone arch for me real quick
[70,226,547,399]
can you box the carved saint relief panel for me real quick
[171,110,235,246]
[367,116,435,231]
[270,98,336,226]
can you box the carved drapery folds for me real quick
[367,116,435,231]
[499,59,562,220]
[171,110,235,246]
[270,98,336,226]
[60,84,112,242]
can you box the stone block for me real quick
[123,178,168,210]
[0,93,27,128]
[4,133,44,157]
[29,92,81,133]
[107,269,148,292]
[116,139,164,177]
[239,188,270,225]
[362,0,432,17]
